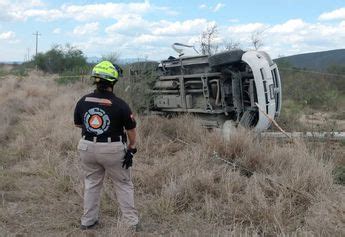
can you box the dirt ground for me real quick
[300,112,345,131]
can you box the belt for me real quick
[83,135,123,143]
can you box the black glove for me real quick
[122,148,137,169]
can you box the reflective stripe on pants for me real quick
[77,139,139,226]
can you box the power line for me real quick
[32,31,41,57]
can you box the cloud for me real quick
[53,28,61,34]
[213,3,225,12]
[60,1,151,21]
[75,18,216,59]
[23,9,64,21]
[0,31,16,40]
[3,2,345,61]
[106,17,213,37]
[78,17,345,60]
[0,0,177,22]
[133,34,162,44]
[0,0,46,21]
[199,3,225,12]
[225,19,345,57]
[29,0,45,7]
[73,22,99,35]
[268,19,306,33]
[151,19,212,36]
[319,7,345,21]
[105,15,150,35]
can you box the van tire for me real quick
[240,111,257,128]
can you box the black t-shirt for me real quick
[74,90,136,140]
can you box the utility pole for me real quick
[27,48,30,61]
[32,31,41,57]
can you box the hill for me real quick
[275,49,345,72]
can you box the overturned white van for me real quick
[150,46,282,132]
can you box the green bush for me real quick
[33,44,87,74]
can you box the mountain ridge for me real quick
[274,49,345,72]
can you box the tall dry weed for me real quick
[0,72,344,236]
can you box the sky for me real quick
[0,0,345,61]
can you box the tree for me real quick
[64,44,87,72]
[101,52,120,64]
[251,31,264,50]
[33,44,87,74]
[199,24,219,55]
[223,39,241,50]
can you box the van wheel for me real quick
[209,50,244,68]
[240,111,257,128]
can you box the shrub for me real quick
[279,69,343,111]
[33,44,87,74]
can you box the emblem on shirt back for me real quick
[84,108,110,135]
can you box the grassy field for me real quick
[0,71,344,236]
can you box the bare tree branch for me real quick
[223,39,241,50]
[251,31,264,50]
[199,24,219,55]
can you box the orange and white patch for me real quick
[83,107,110,135]
[85,97,112,106]
[89,114,103,129]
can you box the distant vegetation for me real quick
[275,58,345,131]
[33,44,88,74]
[275,49,345,72]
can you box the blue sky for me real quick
[0,0,345,61]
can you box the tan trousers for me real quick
[77,139,139,226]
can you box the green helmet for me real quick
[91,61,119,83]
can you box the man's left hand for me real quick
[122,148,137,169]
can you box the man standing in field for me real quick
[74,61,139,230]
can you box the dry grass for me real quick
[0,72,344,236]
